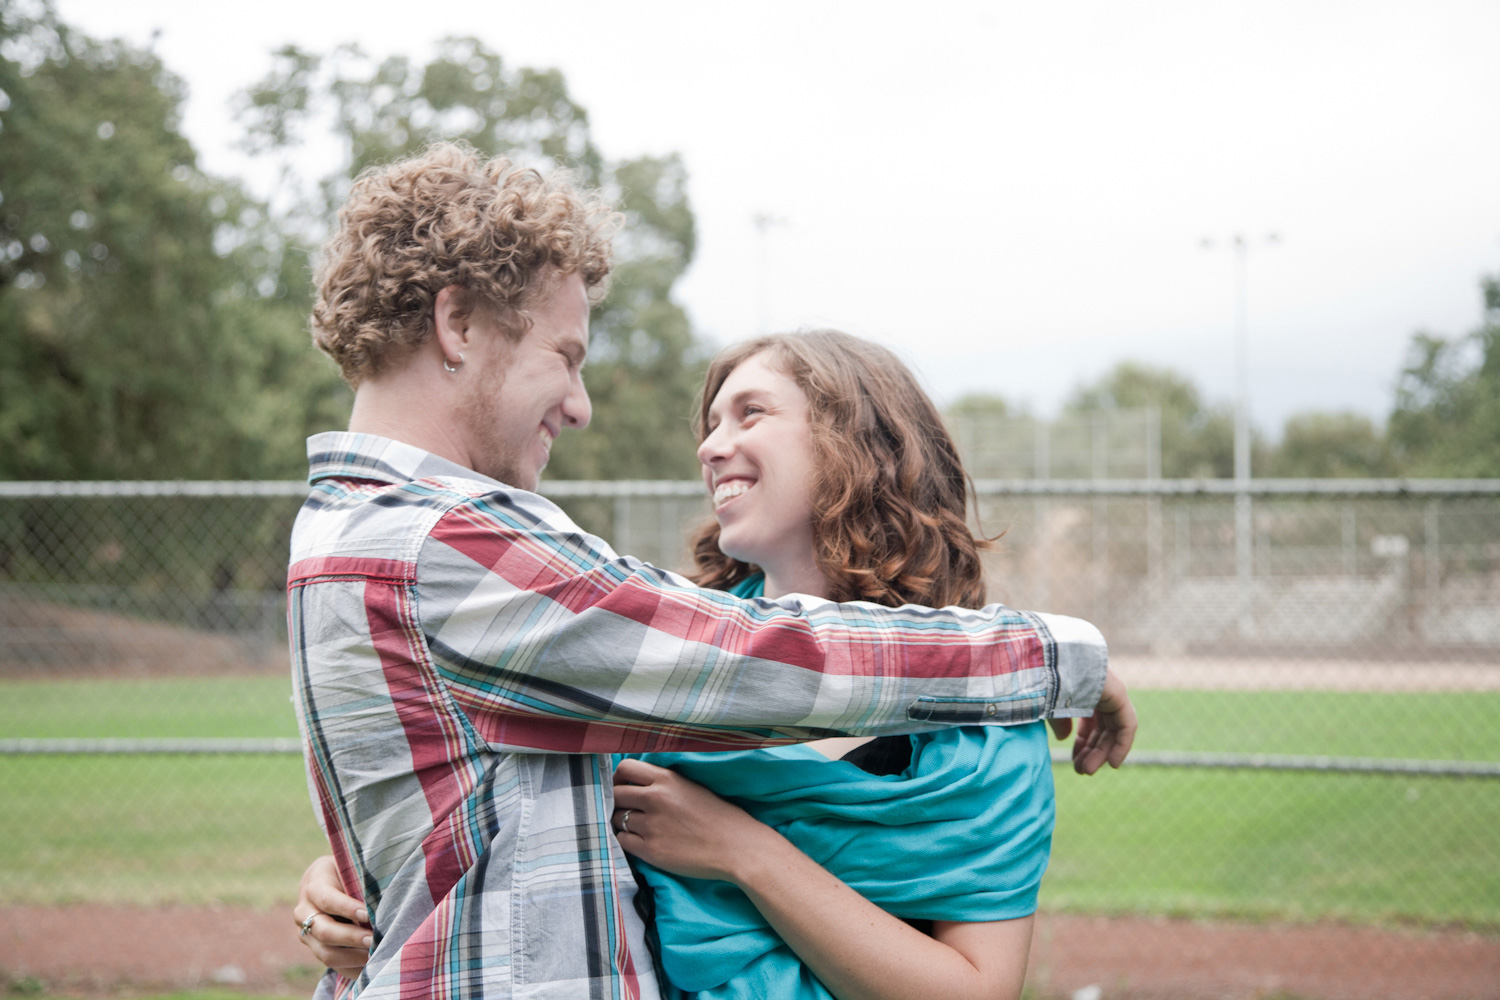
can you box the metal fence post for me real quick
[614,494,631,559]
[1343,503,1357,576]
[1237,489,1254,640]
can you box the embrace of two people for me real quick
[286,142,1137,1000]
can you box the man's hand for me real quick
[1047,667,1137,775]
[293,854,372,979]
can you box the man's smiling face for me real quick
[460,272,592,491]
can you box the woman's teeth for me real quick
[714,481,752,506]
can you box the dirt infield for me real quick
[0,600,284,679]
[2,905,1497,999]
[1111,653,1500,692]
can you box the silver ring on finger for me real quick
[620,809,632,835]
[299,912,320,938]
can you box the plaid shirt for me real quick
[289,432,1107,1000]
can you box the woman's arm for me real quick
[611,758,1033,1000]
[292,855,372,979]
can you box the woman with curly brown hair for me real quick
[301,330,1095,1000]
[610,330,1051,1000]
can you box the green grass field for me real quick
[2,677,1498,928]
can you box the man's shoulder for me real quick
[298,433,556,535]
[294,470,620,582]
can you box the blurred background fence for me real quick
[2,478,1498,935]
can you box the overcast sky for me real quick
[55,0,1500,436]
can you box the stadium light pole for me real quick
[1202,232,1282,639]
[752,211,787,334]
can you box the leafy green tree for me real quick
[550,154,705,479]
[1266,412,1395,478]
[1388,274,1500,477]
[0,0,347,479]
[1065,362,1239,478]
[945,392,1014,420]
[236,39,707,479]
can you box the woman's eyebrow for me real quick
[726,388,767,410]
[707,387,770,428]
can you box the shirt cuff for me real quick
[1032,612,1108,718]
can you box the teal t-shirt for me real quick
[618,573,1056,1000]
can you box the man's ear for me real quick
[433,285,471,366]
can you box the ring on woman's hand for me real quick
[620,810,632,835]
[299,912,320,938]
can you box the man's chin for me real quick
[478,456,540,492]
[526,458,548,492]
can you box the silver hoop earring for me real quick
[443,353,465,374]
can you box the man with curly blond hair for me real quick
[286,142,1129,1000]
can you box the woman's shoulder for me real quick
[911,723,1054,787]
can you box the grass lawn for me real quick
[0,675,301,739]
[0,754,328,906]
[2,677,1498,927]
[1046,764,1500,928]
[1124,688,1500,761]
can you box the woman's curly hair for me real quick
[690,331,991,610]
[311,142,619,385]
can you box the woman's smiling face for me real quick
[696,352,824,594]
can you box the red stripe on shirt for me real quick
[365,577,475,904]
[289,555,416,587]
[431,512,1032,681]
[460,706,795,754]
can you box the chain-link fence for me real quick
[2,479,1498,994]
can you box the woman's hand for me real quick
[292,854,372,978]
[611,757,778,882]
[614,758,1031,1000]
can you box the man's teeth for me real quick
[539,429,553,452]
[714,481,751,505]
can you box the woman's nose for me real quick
[696,425,731,466]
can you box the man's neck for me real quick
[348,371,471,471]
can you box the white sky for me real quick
[55,0,1500,437]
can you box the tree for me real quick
[1065,362,1239,478]
[945,392,1013,420]
[0,0,347,479]
[1388,274,1500,477]
[1266,412,1394,478]
[236,39,708,479]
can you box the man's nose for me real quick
[564,372,591,429]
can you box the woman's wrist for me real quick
[721,821,800,890]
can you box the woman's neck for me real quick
[760,559,873,761]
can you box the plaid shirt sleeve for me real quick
[418,481,1107,754]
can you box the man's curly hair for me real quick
[311,142,618,385]
[690,331,991,610]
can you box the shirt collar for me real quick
[305,431,507,491]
